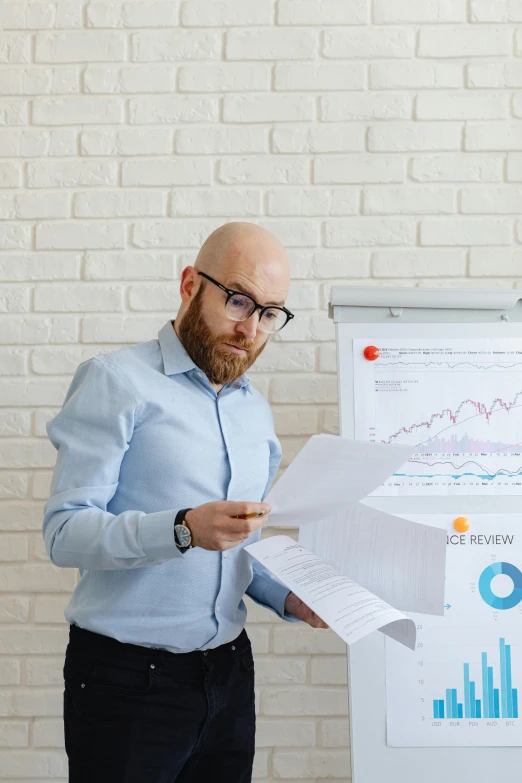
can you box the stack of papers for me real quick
[246,435,447,651]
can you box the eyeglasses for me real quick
[197,272,294,334]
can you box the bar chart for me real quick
[386,514,522,746]
[432,638,519,720]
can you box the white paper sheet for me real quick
[298,503,446,616]
[264,434,416,527]
[245,535,416,650]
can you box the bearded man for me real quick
[43,222,327,783]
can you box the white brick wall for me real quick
[1,1,522,780]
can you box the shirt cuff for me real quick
[249,573,302,623]
[140,509,183,560]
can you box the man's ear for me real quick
[179,266,199,304]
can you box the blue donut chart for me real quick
[478,562,522,610]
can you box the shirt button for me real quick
[223,552,228,558]
[150,663,155,669]
[216,605,221,612]
[203,650,208,656]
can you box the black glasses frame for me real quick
[197,271,295,331]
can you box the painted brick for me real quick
[412,155,504,183]
[320,92,411,121]
[315,155,404,184]
[420,219,511,246]
[471,0,522,22]
[132,30,221,62]
[419,27,511,57]
[182,0,271,26]
[278,0,367,24]
[87,1,179,28]
[373,250,466,277]
[417,92,506,120]
[35,32,125,62]
[227,29,318,60]
[370,62,463,89]
[363,187,454,214]
[273,124,365,154]
[323,27,415,58]
[4,10,522,781]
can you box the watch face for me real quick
[175,525,191,548]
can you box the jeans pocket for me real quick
[238,646,255,672]
[64,656,153,696]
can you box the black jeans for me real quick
[63,623,256,782]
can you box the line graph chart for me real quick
[354,340,522,495]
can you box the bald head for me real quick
[179,220,291,316]
[194,221,289,280]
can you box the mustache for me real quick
[219,336,255,351]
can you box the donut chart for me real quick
[478,562,522,610]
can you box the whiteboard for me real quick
[330,287,522,783]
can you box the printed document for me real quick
[245,535,417,650]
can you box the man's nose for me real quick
[235,313,259,340]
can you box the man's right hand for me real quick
[184,501,271,551]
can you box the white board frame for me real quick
[330,286,522,783]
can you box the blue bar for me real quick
[506,645,513,718]
[488,666,494,718]
[513,689,518,719]
[457,703,463,719]
[446,689,453,719]
[464,663,471,718]
[500,638,508,718]
[476,700,482,718]
[470,682,476,718]
[482,652,489,718]
[433,700,439,719]
[494,688,500,719]
[439,699,445,719]
[452,688,458,720]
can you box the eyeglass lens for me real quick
[225,293,286,333]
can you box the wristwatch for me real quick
[174,508,193,553]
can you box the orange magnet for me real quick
[364,345,380,361]
[453,516,470,533]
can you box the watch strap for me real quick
[175,508,193,526]
[174,508,193,551]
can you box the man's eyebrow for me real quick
[227,280,285,307]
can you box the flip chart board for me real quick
[329,286,522,782]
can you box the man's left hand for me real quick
[284,592,329,628]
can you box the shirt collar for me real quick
[158,321,197,376]
[157,321,252,393]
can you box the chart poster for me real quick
[385,515,522,747]
[353,339,522,496]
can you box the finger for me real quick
[227,502,272,519]
[313,616,329,629]
[298,607,316,625]
[225,516,266,537]
[302,610,328,629]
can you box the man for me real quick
[43,222,327,783]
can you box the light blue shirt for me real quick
[42,320,297,654]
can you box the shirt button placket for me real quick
[214,394,231,640]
